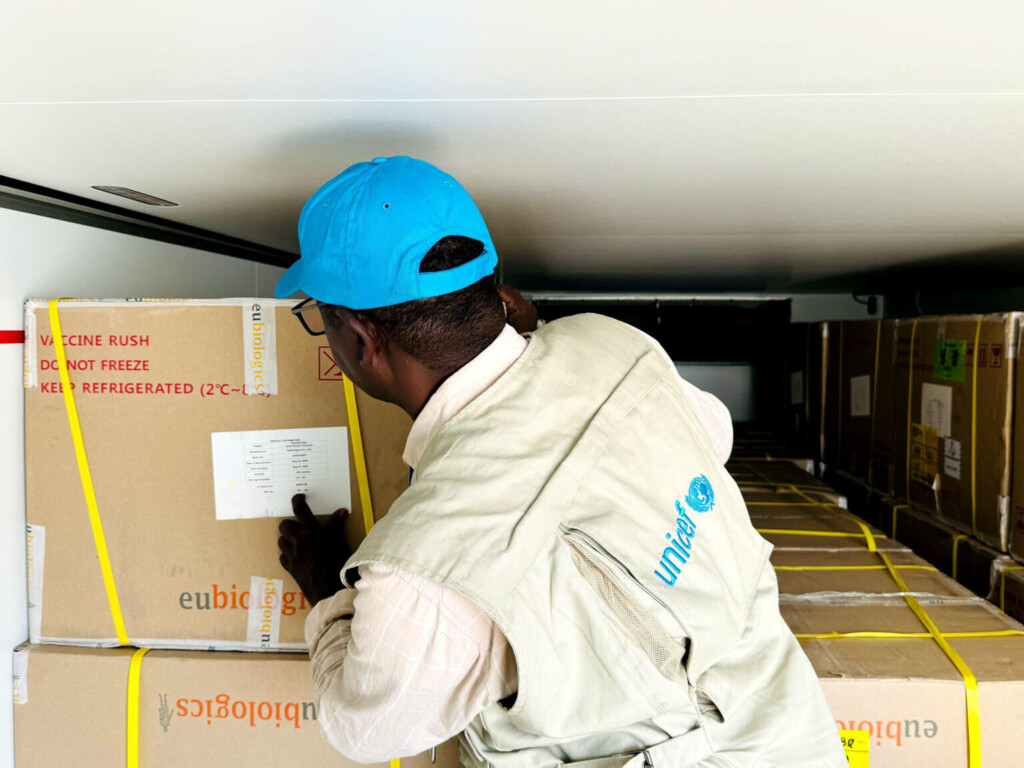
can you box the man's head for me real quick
[317,235,506,408]
[278,157,506,415]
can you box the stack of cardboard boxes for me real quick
[788,314,1024,626]
[737,473,1024,767]
[15,299,460,766]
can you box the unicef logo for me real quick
[684,474,715,513]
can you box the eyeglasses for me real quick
[291,298,327,336]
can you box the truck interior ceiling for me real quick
[3,3,1024,768]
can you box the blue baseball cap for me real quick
[275,156,498,309]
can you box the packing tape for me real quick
[905,318,920,498]
[971,316,983,538]
[49,299,130,646]
[342,374,402,768]
[127,647,149,768]
[868,319,882,486]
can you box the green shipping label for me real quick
[934,339,966,382]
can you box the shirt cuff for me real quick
[304,588,357,654]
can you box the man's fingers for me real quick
[279,518,303,537]
[291,493,319,528]
[277,535,294,555]
[328,508,350,524]
[279,553,290,570]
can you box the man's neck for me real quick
[391,335,502,419]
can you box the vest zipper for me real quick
[559,524,677,621]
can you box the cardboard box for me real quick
[1009,323,1024,561]
[785,323,810,445]
[746,502,894,552]
[876,496,1012,600]
[785,598,1024,768]
[785,323,826,459]
[13,644,461,768]
[821,321,841,470]
[24,299,412,649]
[995,563,1024,625]
[835,320,899,492]
[726,458,823,488]
[891,314,1019,551]
[768,517,1024,767]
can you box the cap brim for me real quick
[274,260,303,299]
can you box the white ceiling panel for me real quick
[3,1,1024,291]
[4,1,1024,102]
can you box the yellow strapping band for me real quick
[796,629,1024,640]
[868,319,882,485]
[890,503,911,541]
[951,534,968,581]
[971,316,983,537]
[905,317,920,498]
[745,449,994,765]
[775,564,936,572]
[756,528,865,539]
[49,299,130,646]
[877,549,982,768]
[780,482,982,766]
[767,485,878,553]
[343,376,376,537]
[341,376,402,768]
[127,648,149,768]
[1000,566,1024,612]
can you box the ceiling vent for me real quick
[92,186,179,207]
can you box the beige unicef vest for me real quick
[346,314,846,768]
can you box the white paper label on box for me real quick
[23,304,37,388]
[211,427,350,520]
[921,383,953,438]
[790,371,804,405]
[26,524,45,643]
[943,437,962,480]
[12,646,29,705]
[246,576,283,649]
[242,302,278,396]
[849,375,871,417]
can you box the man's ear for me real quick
[344,310,388,365]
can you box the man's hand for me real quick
[278,494,352,607]
[498,284,539,334]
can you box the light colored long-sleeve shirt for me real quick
[305,323,734,763]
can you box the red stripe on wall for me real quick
[0,331,25,344]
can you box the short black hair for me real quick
[328,235,505,373]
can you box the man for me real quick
[276,156,846,768]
